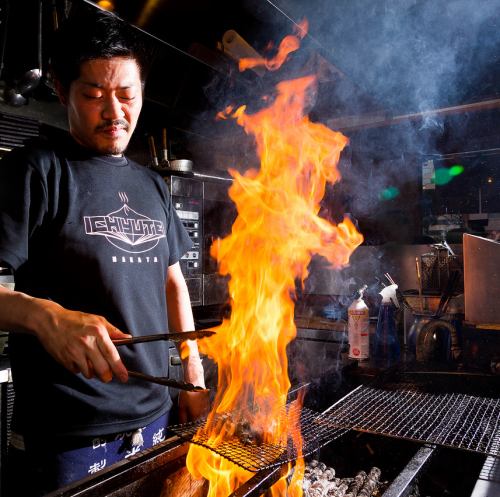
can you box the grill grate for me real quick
[321,385,500,458]
[169,384,499,472]
[169,402,348,472]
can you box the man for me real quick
[0,9,205,496]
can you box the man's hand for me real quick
[178,339,209,422]
[178,389,210,424]
[33,299,130,383]
[166,262,210,422]
[0,286,130,382]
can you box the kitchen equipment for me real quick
[415,257,423,311]
[165,174,203,305]
[44,366,498,497]
[113,330,214,391]
[221,29,265,76]
[155,128,193,172]
[171,400,345,472]
[415,318,460,363]
[420,242,462,294]
[463,233,500,325]
[433,269,461,319]
[127,370,208,392]
[168,373,499,474]
[161,128,169,165]
[167,159,193,172]
[148,135,159,168]
[407,312,432,354]
[112,329,215,346]
[408,267,462,361]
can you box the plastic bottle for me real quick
[374,284,400,367]
[348,285,369,360]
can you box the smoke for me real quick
[186,0,499,307]
[299,0,499,112]
[189,0,500,180]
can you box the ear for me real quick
[54,79,68,106]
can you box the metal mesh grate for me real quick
[169,401,348,472]
[169,384,499,472]
[321,385,500,458]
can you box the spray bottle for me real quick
[374,284,400,367]
[348,285,369,360]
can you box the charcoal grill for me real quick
[168,382,499,471]
[47,367,500,497]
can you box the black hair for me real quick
[50,7,150,93]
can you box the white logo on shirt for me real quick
[83,192,166,254]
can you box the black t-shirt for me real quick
[0,135,192,437]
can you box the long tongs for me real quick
[112,329,215,346]
[127,370,208,392]
[113,329,214,392]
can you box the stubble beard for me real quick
[102,141,128,156]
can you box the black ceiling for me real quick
[97,0,500,113]
[2,0,500,167]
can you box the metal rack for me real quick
[169,401,348,472]
[169,383,499,472]
[321,385,500,458]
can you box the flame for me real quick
[239,20,308,72]
[187,24,363,497]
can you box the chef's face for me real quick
[60,57,143,156]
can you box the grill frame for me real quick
[168,374,499,474]
[168,402,349,472]
[45,368,499,497]
[45,437,189,497]
[321,384,500,459]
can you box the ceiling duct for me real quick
[220,29,265,76]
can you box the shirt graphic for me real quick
[83,192,166,253]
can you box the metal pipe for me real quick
[381,445,437,497]
[331,98,500,132]
[429,147,500,160]
[229,463,290,497]
[416,318,462,363]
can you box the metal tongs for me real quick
[112,329,215,346]
[113,329,215,392]
[126,371,207,392]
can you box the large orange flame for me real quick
[186,24,363,497]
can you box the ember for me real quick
[187,21,363,496]
[302,460,382,497]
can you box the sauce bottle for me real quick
[348,285,370,360]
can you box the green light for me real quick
[380,186,400,200]
[433,168,452,185]
[449,164,464,176]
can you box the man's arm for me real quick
[0,285,130,382]
[166,262,208,421]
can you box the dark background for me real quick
[1,0,499,244]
